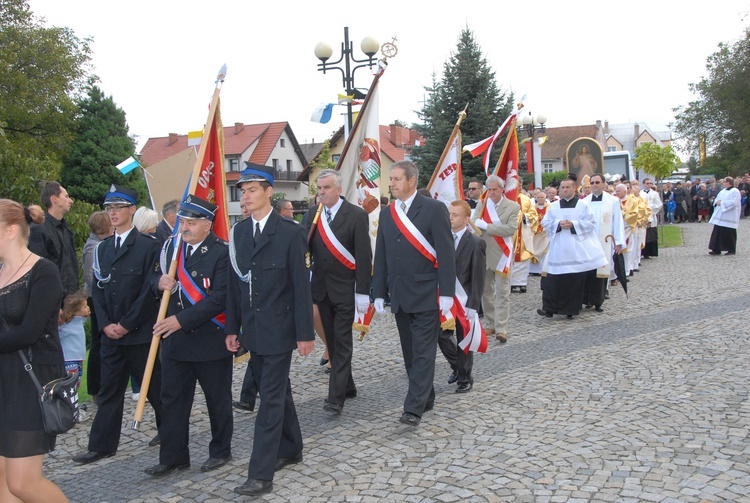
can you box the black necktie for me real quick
[254,222,261,245]
[184,245,192,261]
[115,236,121,252]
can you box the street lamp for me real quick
[314,27,379,133]
[518,112,548,189]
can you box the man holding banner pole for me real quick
[373,161,455,427]
[144,195,233,476]
[304,169,371,415]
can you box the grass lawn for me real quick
[78,350,92,403]
[659,225,683,248]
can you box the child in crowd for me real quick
[666,198,677,224]
[59,290,90,390]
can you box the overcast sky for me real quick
[28,0,750,156]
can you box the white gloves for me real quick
[474,219,488,230]
[465,308,477,319]
[439,296,454,314]
[355,294,370,313]
[374,298,386,314]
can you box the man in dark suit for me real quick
[73,185,162,464]
[154,199,179,245]
[226,163,314,498]
[144,195,233,476]
[438,200,486,393]
[373,161,456,427]
[304,169,371,415]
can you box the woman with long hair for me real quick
[0,199,68,502]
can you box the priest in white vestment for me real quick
[581,174,625,311]
[537,179,608,319]
[708,177,742,255]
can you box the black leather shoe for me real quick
[537,309,553,318]
[519,286,527,293]
[399,412,421,426]
[594,305,604,312]
[447,370,458,384]
[72,451,115,464]
[144,462,190,477]
[148,434,161,447]
[232,400,255,412]
[324,366,331,374]
[323,402,342,415]
[234,479,273,497]
[200,455,231,472]
[319,357,329,366]
[274,453,303,472]
[456,383,473,393]
[566,315,575,319]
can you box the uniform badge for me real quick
[201,245,208,254]
[305,252,311,269]
[191,271,197,277]
[109,184,116,193]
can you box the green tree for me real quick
[60,83,148,206]
[673,30,750,170]
[412,28,513,187]
[632,143,680,181]
[0,0,91,204]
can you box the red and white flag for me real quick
[426,132,464,204]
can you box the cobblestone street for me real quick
[47,219,750,502]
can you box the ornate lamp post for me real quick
[314,27,379,133]
[518,111,547,188]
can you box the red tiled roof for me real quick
[139,122,289,166]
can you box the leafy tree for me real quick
[60,83,148,206]
[672,30,750,170]
[0,0,91,204]
[632,143,680,181]
[412,28,513,187]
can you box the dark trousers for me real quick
[438,324,473,385]
[86,297,101,396]
[394,309,439,417]
[247,351,302,481]
[239,360,258,407]
[159,356,233,465]
[88,342,162,453]
[316,296,356,407]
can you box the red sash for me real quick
[318,211,355,270]
[176,245,226,329]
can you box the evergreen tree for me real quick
[412,27,513,187]
[61,83,148,205]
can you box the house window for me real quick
[608,146,616,152]
[230,186,241,202]
[332,154,340,163]
[543,163,554,173]
[286,159,293,173]
[272,159,279,169]
[227,158,239,172]
[280,139,286,148]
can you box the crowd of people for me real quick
[0,163,743,501]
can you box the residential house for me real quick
[536,121,607,174]
[139,122,309,223]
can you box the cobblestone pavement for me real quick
[46,220,749,502]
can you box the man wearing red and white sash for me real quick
[472,175,520,343]
[373,161,455,427]
[304,169,371,415]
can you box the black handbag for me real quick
[17,350,79,435]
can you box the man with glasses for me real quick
[640,178,663,259]
[582,174,625,312]
[466,181,483,212]
[73,184,163,464]
[275,199,296,221]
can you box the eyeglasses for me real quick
[468,187,480,191]
[591,181,602,184]
[105,205,130,213]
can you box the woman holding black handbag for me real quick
[0,199,68,502]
